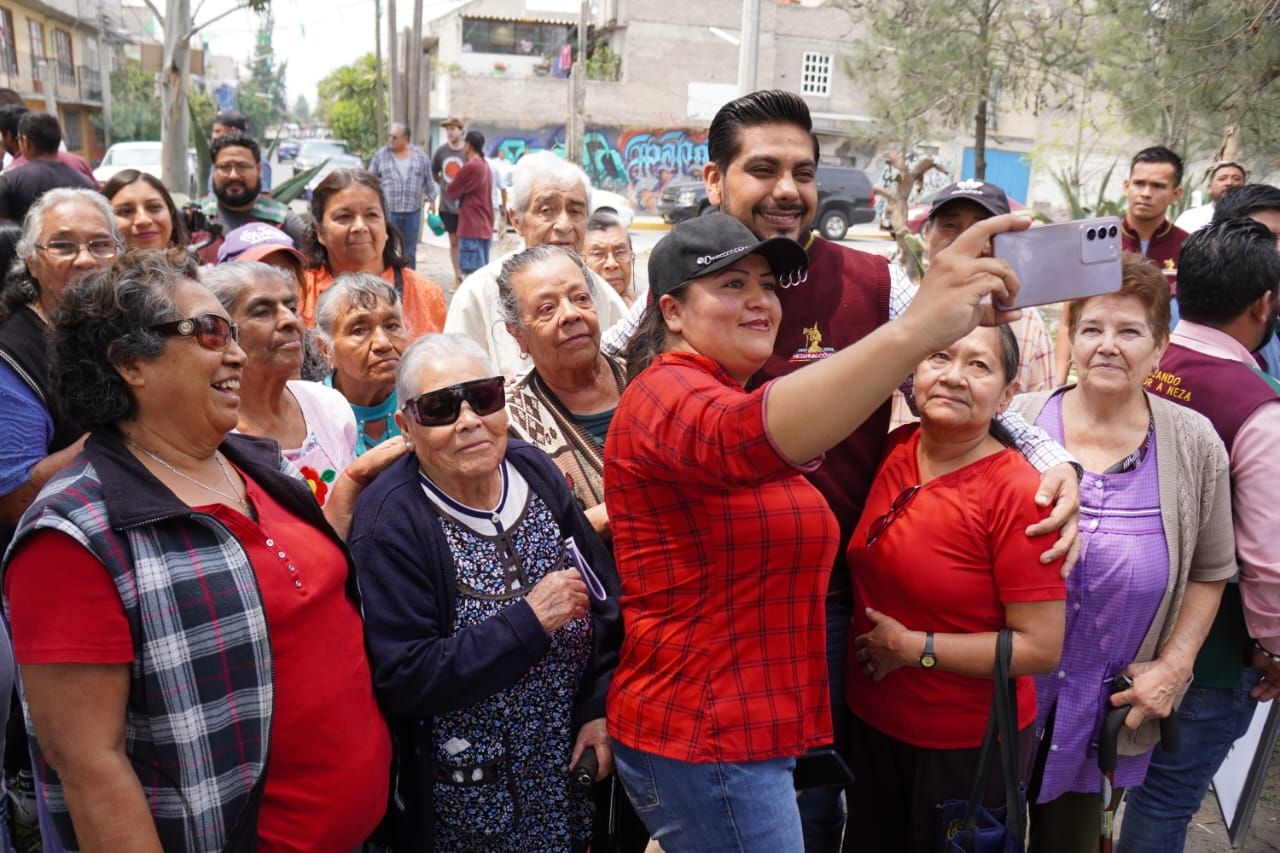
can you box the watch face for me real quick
[920,654,937,669]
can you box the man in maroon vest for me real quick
[1120,218,1280,852]
[694,89,1082,852]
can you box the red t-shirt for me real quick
[6,472,390,851]
[846,426,1065,750]
[604,351,838,762]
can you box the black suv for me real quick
[656,164,875,241]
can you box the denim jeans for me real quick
[796,592,850,853]
[1117,666,1264,853]
[389,210,422,270]
[612,741,803,853]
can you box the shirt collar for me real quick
[1121,217,1174,241]
[1170,319,1257,366]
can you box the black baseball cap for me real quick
[928,180,1011,221]
[648,212,808,299]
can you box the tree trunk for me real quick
[409,0,424,146]
[161,0,190,197]
[973,95,988,181]
[373,0,385,145]
[388,0,399,125]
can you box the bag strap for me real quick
[959,629,1021,839]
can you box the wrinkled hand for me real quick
[525,569,589,633]
[853,608,918,682]
[1027,462,1080,578]
[900,214,1029,354]
[570,717,613,781]
[1110,659,1188,731]
[345,436,411,486]
[1250,648,1280,702]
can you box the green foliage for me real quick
[109,60,162,141]
[316,54,383,158]
[586,43,621,82]
[293,95,311,122]
[1092,0,1280,162]
[238,10,289,140]
[1050,160,1124,219]
[271,160,327,205]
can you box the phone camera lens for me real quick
[1086,228,1097,241]
[1108,225,1118,238]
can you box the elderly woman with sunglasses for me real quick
[843,324,1066,853]
[350,332,620,851]
[2,249,391,851]
[0,188,120,530]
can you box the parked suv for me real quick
[656,164,875,240]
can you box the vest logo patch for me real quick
[1144,368,1192,402]
[790,323,835,362]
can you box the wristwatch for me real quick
[919,632,937,670]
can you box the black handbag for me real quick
[936,629,1026,853]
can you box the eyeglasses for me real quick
[402,376,506,427]
[35,239,117,260]
[585,246,633,264]
[865,484,921,547]
[149,313,240,351]
[214,161,258,175]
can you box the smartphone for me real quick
[792,748,855,790]
[991,216,1123,309]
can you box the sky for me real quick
[183,0,464,106]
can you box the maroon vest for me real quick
[1153,341,1279,452]
[752,236,892,585]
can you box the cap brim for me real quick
[929,196,1007,221]
[692,235,809,285]
[232,244,307,267]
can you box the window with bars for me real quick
[54,29,74,85]
[0,9,15,76]
[801,52,832,97]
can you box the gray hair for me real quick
[511,150,590,216]
[314,272,401,342]
[395,333,494,404]
[389,122,407,137]
[586,210,628,237]
[496,244,597,329]
[200,261,293,314]
[17,188,123,267]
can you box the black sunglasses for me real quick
[865,484,921,547]
[149,313,240,351]
[402,376,506,427]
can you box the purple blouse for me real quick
[1033,392,1170,802]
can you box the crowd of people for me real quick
[0,86,1273,853]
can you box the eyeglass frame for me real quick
[34,239,118,260]
[865,484,921,547]
[401,376,507,427]
[584,245,634,265]
[148,313,241,351]
[213,160,260,175]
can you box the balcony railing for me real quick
[0,51,103,105]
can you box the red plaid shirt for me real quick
[604,352,838,762]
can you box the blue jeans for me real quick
[796,592,850,853]
[389,210,422,270]
[1117,666,1264,853]
[612,741,803,853]
[458,237,491,276]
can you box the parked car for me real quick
[295,139,354,173]
[589,187,634,228]
[93,142,199,199]
[656,164,875,240]
[276,139,300,162]
[305,152,365,196]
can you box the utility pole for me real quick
[566,0,588,166]
[736,0,760,95]
[98,4,113,147]
[388,0,399,125]
[373,0,386,145]
[409,0,424,144]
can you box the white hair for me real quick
[17,188,123,265]
[395,333,494,404]
[511,150,590,216]
[313,272,400,342]
[200,261,293,314]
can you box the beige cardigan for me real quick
[1011,388,1237,754]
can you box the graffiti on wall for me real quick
[473,124,710,214]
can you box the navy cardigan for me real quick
[349,439,621,846]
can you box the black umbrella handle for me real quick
[1099,704,1130,774]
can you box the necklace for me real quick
[126,438,252,515]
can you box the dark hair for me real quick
[708,90,820,175]
[1212,184,1280,223]
[586,210,628,236]
[17,112,60,155]
[0,104,28,137]
[1178,218,1280,325]
[464,130,486,154]
[213,110,247,131]
[623,286,690,382]
[49,248,200,430]
[101,170,189,248]
[992,324,1020,385]
[210,132,261,165]
[496,244,596,328]
[1129,145,1184,186]
[304,168,409,272]
[0,89,22,107]
[1067,253,1172,343]
[1210,162,1247,182]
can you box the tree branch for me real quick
[185,1,253,41]
[141,0,164,25]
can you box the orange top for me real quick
[301,265,447,341]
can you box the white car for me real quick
[589,188,635,228]
[94,142,199,200]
